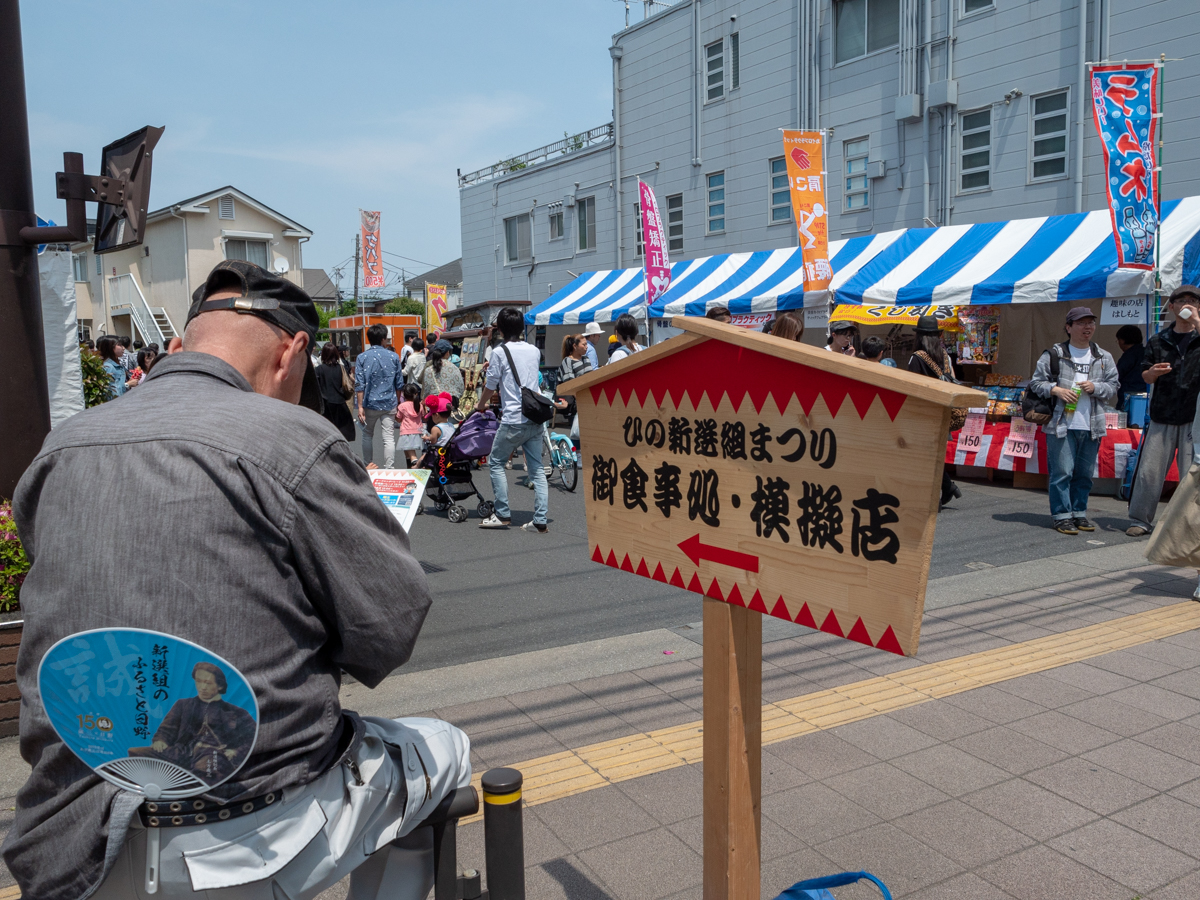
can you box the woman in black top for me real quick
[316,342,356,441]
[907,315,962,508]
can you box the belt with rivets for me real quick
[138,790,280,828]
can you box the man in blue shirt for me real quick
[582,321,603,371]
[353,324,405,466]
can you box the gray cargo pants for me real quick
[1128,420,1194,531]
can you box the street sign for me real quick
[560,317,985,900]
[561,317,984,658]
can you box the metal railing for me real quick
[458,124,614,187]
[107,273,174,347]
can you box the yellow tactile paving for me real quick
[457,600,1200,824]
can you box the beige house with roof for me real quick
[70,186,312,345]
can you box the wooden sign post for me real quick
[558,317,984,899]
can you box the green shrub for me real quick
[81,345,113,408]
[0,501,29,613]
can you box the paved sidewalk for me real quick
[356,563,1200,900]
[4,563,1200,899]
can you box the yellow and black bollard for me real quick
[482,767,525,900]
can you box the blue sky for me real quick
[22,1,637,290]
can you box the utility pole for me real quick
[0,0,51,500]
[353,232,361,315]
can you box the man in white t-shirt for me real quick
[1029,307,1119,535]
[474,308,549,532]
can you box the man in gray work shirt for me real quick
[3,260,470,900]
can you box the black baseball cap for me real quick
[828,320,858,333]
[915,314,942,335]
[186,260,322,412]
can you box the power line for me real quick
[381,249,441,269]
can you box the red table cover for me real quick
[945,423,1179,482]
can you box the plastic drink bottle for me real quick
[1063,387,1081,414]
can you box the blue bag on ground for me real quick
[771,870,893,900]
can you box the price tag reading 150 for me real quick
[955,412,986,454]
[1003,420,1038,460]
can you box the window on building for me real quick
[72,252,88,282]
[1030,91,1069,180]
[963,0,993,13]
[577,196,596,251]
[504,213,531,264]
[218,195,235,219]
[667,194,684,253]
[549,209,564,240]
[834,0,900,64]
[960,109,992,191]
[844,139,871,210]
[730,32,740,91]
[96,253,103,276]
[225,238,269,268]
[707,172,726,233]
[706,40,724,101]
[634,202,644,257]
[769,158,792,223]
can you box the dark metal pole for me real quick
[0,0,51,500]
[482,767,526,900]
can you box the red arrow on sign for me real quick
[678,534,760,573]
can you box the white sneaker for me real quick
[479,514,511,529]
[521,522,548,534]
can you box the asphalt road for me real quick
[399,456,1166,674]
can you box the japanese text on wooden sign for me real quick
[567,329,977,656]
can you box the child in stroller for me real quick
[417,396,500,523]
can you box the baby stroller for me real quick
[420,410,500,523]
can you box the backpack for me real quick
[1022,341,1100,425]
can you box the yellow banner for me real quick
[426,284,447,334]
[831,304,961,331]
[782,130,831,291]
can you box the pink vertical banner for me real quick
[639,180,671,305]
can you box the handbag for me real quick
[914,350,968,432]
[502,345,554,425]
[339,361,354,400]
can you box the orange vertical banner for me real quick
[360,210,384,288]
[781,130,832,291]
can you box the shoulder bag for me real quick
[914,350,969,432]
[502,344,554,424]
[339,360,354,399]
[1020,342,1069,426]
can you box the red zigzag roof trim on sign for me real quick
[592,545,908,655]
[589,339,907,420]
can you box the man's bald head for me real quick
[168,290,310,404]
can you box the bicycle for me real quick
[542,430,578,492]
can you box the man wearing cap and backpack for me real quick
[1028,307,1120,535]
[3,260,470,900]
[1126,285,1200,537]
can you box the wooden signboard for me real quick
[559,317,985,900]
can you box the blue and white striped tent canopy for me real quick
[524,238,889,325]
[524,196,1200,325]
[836,197,1200,307]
